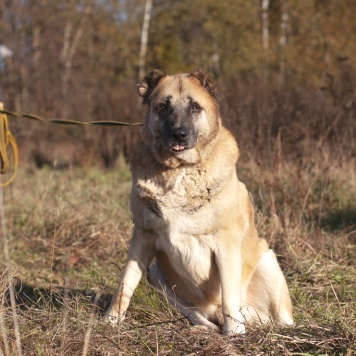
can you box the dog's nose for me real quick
[171,127,188,141]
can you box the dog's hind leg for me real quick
[148,263,220,332]
[247,249,293,325]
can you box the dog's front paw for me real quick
[223,324,245,335]
[278,312,294,326]
[104,310,125,326]
[223,316,245,335]
[192,323,221,334]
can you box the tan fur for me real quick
[105,70,293,334]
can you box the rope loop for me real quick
[0,105,142,186]
[0,102,19,187]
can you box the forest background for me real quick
[0,0,355,168]
[0,0,355,354]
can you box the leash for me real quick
[0,105,142,186]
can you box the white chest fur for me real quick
[155,226,214,285]
[134,165,229,229]
[134,167,222,284]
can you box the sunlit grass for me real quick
[1,159,355,355]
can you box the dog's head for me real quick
[138,69,221,167]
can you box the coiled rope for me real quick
[0,105,142,186]
[0,103,19,187]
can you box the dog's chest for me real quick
[137,168,220,281]
[156,227,214,283]
[136,167,219,233]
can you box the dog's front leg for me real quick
[215,238,245,335]
[105,227,156,325]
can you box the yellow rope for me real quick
[0,102,19,187]
[0,105,142,186]
[0,108,143,127]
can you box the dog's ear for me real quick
[191,69,218,99]
[137,69,166,105]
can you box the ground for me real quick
[1,159,355,355]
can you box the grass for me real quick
[1,154,355,355]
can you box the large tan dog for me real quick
[105,70,293,334]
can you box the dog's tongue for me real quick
[172,145,185,151]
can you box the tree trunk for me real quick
[278,3,289,87]
[262,0,269,52]
[61,4,91,118]
[261,0,270,80]
[138,0,153,80]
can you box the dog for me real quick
[105,70,293,334]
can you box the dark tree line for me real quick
[0,0,355,167]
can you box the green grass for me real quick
[1,161,355,355]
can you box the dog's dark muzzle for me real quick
[162,123,197,153]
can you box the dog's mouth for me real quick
[171,145,186,152]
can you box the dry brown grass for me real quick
[0,145,355,355]
[1,68,356,354]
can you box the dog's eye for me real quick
[157,103,167,112]
[191,103,201,113]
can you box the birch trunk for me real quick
[262,0,269,52]
[61,4,91,118]
[138,0,153,80]
[278,4,289,87]
[261,0,270,80]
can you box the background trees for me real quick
[0,0,355,167]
